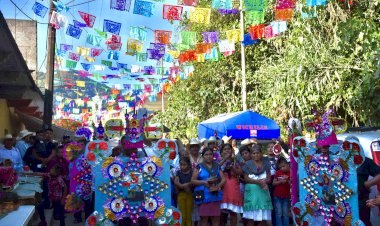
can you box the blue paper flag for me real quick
[66,24,83,39]
[73,20,87,28]
[242,33,260,46]
[117,63,128,70]
[81,63,92,71]
[103,20,122,35]
[107,51,120,60]
[32,2,48,18]
[133,0,155,17]
[306,0,326,6]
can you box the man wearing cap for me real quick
[0,134,23,171]
[15,130,33,160]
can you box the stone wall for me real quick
[5,19,37,81]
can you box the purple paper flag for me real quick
[66,24,82,39]
[32,2,48,18]
[73,20,87,28]
[110,0,132,11]
[144,66,155,75]
[68,52,80,61]
[202,31,220,43]
[60,44,73,52]
[123,84,131,90]
[103,20,122,35]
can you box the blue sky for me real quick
[0,0,182,86]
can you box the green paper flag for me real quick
[245,11,265,26]
[101,60,112,67]
[180,31,197,46]
[66,59,77,69]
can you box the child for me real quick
[174,157,193,226]
[220,143,243,226]
[48,165,67,226]
[272,158,290,226]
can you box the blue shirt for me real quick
[0,147,23,171]
[15,140,30,159]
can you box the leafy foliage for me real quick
[158,1,380,139]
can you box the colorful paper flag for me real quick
[245,10,265,25]
[244,0,268,11]
[103,19,122,35]
[136,53,148,62]
[154,30,172,44]
[180,31,197,46]
[129,26,148,41]
[66,60,77,69]
[86,34,102,46]
[212,0,233,9]
[90,48,103,57]
[66,24,82,39]
[163,4,183,20]
[76,81,86,87]
[190,7,211,24]
[68,52,80,61]
[101,60,113,67]
[73,20,87,28]
[218,40,235,53]
[81,63,92,71]
[78,11,96,28]
[242,33,260,46]
[177,0,198,6]
[270,21,287,35]
[225,29,242,43]
[50,11,68,30]
[110,0,132,11]
[126,38,144,55]
[32,2,48,18]
[108,51,120,60]
[76,47,90,56]
[275,8,293,21]
[202,31,220,43]
[60,44,73,53]
[133,0,155,17]
[248,24,265,39]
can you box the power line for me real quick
[9,0,49,24]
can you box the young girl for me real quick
[242,144,273,226]
[272,158,290,226]
[174,157,193,226]
[219,143,243,226]
[48,165,67,226]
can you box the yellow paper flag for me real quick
[84,56,95,62]
[225,29,242,43]
[190,8,211,24]
[197,54,205,62]
[76,47,90,56]
[76,81,85,87]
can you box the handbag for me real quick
[193,189,204,202]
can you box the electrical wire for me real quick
[9,0,49,24]
[15,0,31,16]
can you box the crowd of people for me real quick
[1,128,380,226]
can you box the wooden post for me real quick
[42,0,56,129]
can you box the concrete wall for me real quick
[6,19,37,81]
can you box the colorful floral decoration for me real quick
[123,110,147,149]
[155,206,182,226]
[75,127,93,141]
[95,154,172,222]
[104,119,124,139]
[156,139,177,162]
[292,110,365,226]
[63,142,85,161]
[85,211,114,226]
[85,140,112,166]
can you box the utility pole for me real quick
[239,0,247,111]
[161,58,165,113]
[43,0,56,129]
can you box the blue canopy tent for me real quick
[198,110,280,140]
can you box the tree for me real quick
[158,1,380,139]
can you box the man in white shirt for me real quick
[0,134,23,171]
